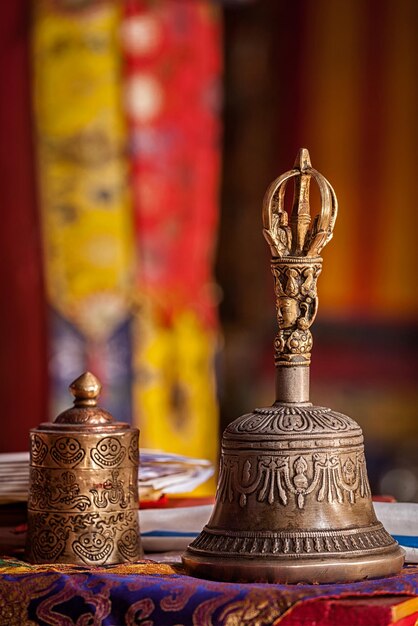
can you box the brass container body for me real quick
[26,373,142,565]
[183,150,404,583]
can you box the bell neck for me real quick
[275,365,310,404]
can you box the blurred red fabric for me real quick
[0,0,48,451]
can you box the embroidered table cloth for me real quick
[1,558,418,625]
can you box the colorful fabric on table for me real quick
[0,556,177,575]
[32,0,136,418]
[0,558,418,625]
[121,0,222,488]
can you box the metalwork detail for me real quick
[271,258,321,366]
[31,528,66,562]
[28,509,140,565]
[229,405,359,435]
[262,148,337,259]
[27,372,142,565]
[217,452,371,509]
[70,371,102,408]
[189,524,394,558]
[118,528,142,560]
[91,436,126,468]
[89,469,136,509]
[182,151,404,584]
[50,437,85,468]
[262,148,337,366]
[28,468,91,511]
[31,434,48,465]
[73,532,114,565]
[29,431,135,469]
[54,371,113,425]
[128,433,139,464]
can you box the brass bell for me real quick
[26,372,142,564]
[183,149,404,583]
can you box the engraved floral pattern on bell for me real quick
[232,405,360,435]
[217,450,371,511]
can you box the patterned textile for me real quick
[31,0,222,483]
[1,558,418,625]
[122,0,221,486]
[32,0,136,419]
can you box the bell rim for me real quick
[182,543,405,584]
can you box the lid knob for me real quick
[53,371,114,425]
[70,371,102,407]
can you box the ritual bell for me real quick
[183,149,404,583]
[26,372,142,565]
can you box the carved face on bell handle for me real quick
[277,297,299,329]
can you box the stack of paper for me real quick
[0,453,29,504]
[0,451,213,504]
[374,501,418,565]
[138,450,214,499]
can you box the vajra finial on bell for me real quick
[263,147,337,259]
[183,150,404,583]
